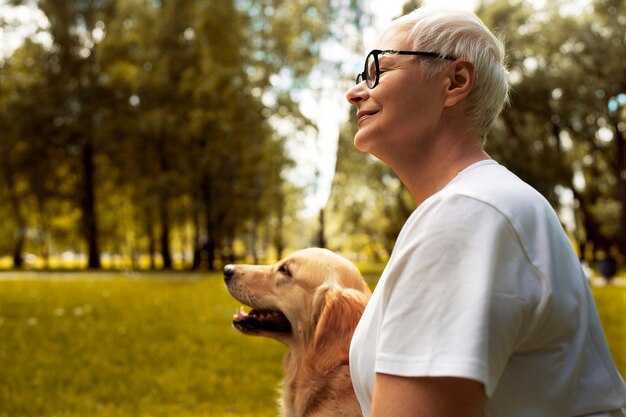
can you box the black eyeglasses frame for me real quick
[356,49,457,89]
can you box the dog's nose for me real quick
[223,264,236,283]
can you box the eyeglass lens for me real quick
[366,52,377,88]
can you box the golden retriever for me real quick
[224,247,370,417]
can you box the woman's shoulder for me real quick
[435,161,552,220]
[403,161,558,245]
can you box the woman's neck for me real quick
[395,134,490,207]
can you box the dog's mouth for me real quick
[233,307,292,334]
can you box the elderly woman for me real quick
[345,6,626,417]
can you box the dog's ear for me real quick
[309,286,367,375]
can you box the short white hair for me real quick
[388,6,510,138]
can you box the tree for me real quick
[1,0,347,268]
[9,0,120,268]
[479,0,626,262]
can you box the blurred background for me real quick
[1,1,625,416]
[0,0,623,272]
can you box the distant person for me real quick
[345,5,626,417]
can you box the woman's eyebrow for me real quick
[378,55,399,66]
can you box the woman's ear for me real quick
[443,59,475,107]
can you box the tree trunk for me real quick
[12,231,25,268]
[157,132,172,269]
[317,207,326,248]
[201,173,217,270]
[191,203,202,270]
[206,232,216,271]
[2,159,26,268]
[36,200,51,270]
[275,202,285,260]
[81,136,101,269]
[145,207,157,269]
[572,189,604,259]
[159,198,172,269]
[612,119,626,258]
[250,213,259,264]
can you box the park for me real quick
[1,0,626,415]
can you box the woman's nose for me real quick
[346,81,368,107]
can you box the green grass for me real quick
[0,273,625,417]
[0,273,286,417]
[591,285,626,375]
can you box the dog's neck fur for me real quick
[278,283,369,417]
[280,349,356,417]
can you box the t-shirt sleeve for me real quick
[375,194,538,397]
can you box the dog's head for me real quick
[224,248,371,352]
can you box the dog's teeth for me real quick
[233,306,248,319]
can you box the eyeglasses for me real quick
[356,49,457,89]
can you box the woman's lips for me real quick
[357,110,378,126]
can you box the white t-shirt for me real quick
[349,160,626,417]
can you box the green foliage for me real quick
[592,284,626,374]
[400,0,423,16]
[3,0,626,266]
[479,0,626,259]
[0,0,340,269]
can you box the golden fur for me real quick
[224,248,370,417]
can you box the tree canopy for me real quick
[1,0,625,269]
[0,0,348,269]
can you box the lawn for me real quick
[591,284,626,374]
[0,272,625,417]
[0,272,286,417]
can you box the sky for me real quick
[0,1,49,60]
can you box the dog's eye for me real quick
[278,264,291,277]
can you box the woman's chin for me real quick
[353,132,375,154]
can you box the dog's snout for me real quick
[223,264,236,283]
